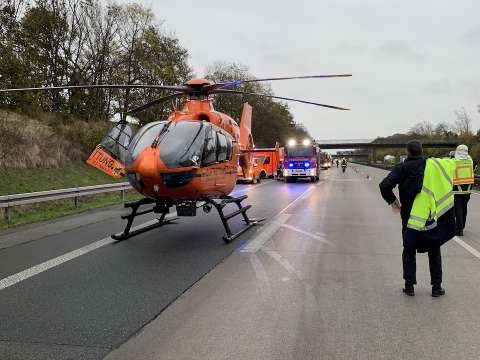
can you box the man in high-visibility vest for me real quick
[452,144,474,236]
[380,140,456,297]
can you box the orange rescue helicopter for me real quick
[0,74,351,242]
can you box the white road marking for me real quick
[278,223,331,244]
[0,236,115,291]
[0,215,176,292]
[241,186,315,253]
[454,236,480,259]
[240,213,291,253]
[277,187,315,215]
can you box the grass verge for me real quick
[0,164,125,196]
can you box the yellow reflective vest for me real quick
[453,157,474,194]
[407,158,455,231]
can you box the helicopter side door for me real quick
[201,124,235,189]
[215,131,231,186]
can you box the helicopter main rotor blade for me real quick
[0,84,191,93]
[209,74,352,90]
[125,92,186,115]
[213,89,350,110]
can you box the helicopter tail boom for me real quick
[239,102,253,149]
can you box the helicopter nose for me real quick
[131,147,160,178]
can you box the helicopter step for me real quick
[203,195,265,244]
[111,198,177,241]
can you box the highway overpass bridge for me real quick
[317,139,458,163]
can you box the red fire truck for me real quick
[320,152,332,169]
[252,146,282,179]
[281,139,320,182]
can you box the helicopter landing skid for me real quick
[111,198,177,241]
[203,195,265,244]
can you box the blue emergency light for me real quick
[304,161,310,168]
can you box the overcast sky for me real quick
[133,0,479,140]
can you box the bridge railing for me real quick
[0,182,131,221]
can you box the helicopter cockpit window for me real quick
[126,121,166,166]
[216,132,228,162]
[100,123,136,163]
[158,121,206,168]
[202,127,217,166]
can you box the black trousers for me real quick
[454,194,470,233]
[403,246,442,286]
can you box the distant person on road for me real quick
[379,140,456,297]
[341,158,347,172]
[277,160,284,179]
[452,144,474,236]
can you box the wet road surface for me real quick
[1,166,480,359]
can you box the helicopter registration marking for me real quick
[86,147,125,179]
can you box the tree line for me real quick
[371,107,480,162]
[0,0,309,153]
[0,0,191,122]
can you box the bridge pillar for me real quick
[369,148,377,165]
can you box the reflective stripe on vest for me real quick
[453,184,472,195]
[453,158,474,186]
[407,158,455,231]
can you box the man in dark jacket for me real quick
[379,140,450,297]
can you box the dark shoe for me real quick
[432,286,446,297]
[403,284,415,296]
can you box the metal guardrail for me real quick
[0,182,131,221]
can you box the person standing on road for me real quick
[452,144,474,236]
[379,140,456,297]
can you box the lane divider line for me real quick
[278,223,331,244]
[454,236,480,259]
[241,186,315,253]
[0,237,115,291]
[0,216,175,292]
[277,187,315,216]
[240,213,292,253]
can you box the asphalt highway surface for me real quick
[1,165,480,360]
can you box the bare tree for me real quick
[409,120,434,137]
[454,107,473,137]
[434,121,454,138]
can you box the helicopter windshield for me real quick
[126,121,167,167]
[159,121,206,168]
